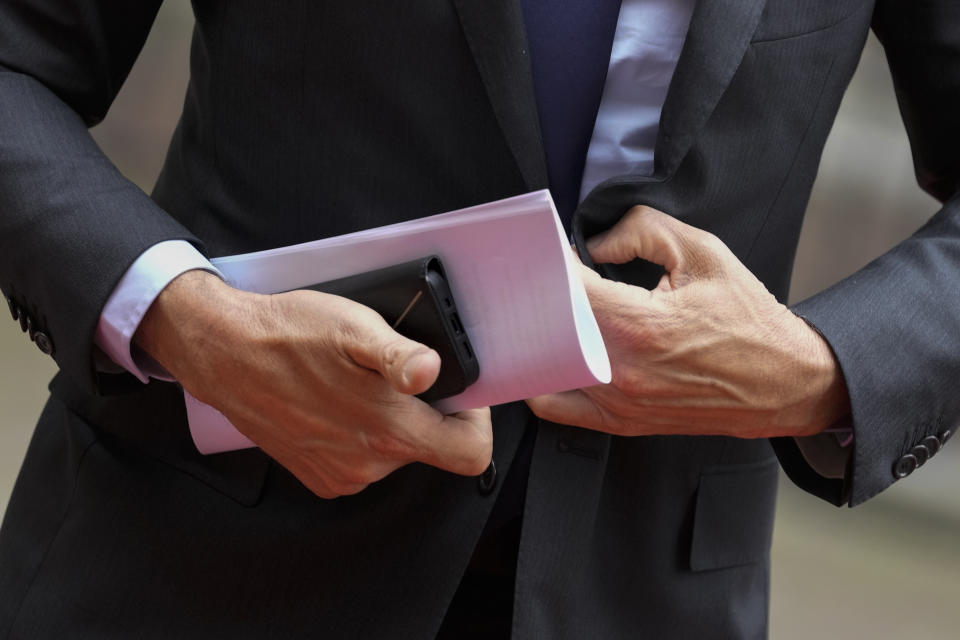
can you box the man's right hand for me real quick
[134,269,493,499]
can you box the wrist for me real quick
[783,313,851,437]
[133,269,244,380]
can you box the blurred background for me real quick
[1,3,958,636]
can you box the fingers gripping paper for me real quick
[185,190,611,454]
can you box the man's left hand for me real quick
[527,205,851,439]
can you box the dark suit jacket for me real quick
[1,1,958,638]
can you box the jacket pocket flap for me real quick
[690,458,778,572]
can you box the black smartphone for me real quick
[299,256,480,403]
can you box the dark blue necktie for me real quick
[520,0,623,228]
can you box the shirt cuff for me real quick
[793,415,854,480]
[95,240,222,383]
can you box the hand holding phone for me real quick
[301,256,480,403]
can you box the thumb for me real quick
[355,326,441,395]
[330,297,442,395]
[387,342,441,395]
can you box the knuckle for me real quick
[305,480,338,500]
[655,212,683,233]
[331,480,369,497]
[379,339,407,372]
[329,313,366,348]
[343,483,370,497]
[692,230,726,258]
[337,460,380,486]
[301,464,342,499]
[627,204,656,222]
[477,442,494,467]
[327,302,384,346]
[465,451,491,476]
[465,434,493,476]
[321,317,368,365]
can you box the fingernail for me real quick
[402,349,432,387]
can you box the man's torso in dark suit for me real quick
[1,1,959,638]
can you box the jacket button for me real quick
[940,429,953,447]
[892,454,918,479]
[34,331,54,356]
[910,444,930,467]
[922,435,941,456]
[477,460,497,495]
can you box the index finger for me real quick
[586,205,687,272]
[402,405,493,477]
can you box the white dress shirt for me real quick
[580,0,696,198]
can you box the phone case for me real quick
[302,256,480,403]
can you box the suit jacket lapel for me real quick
[654,0,769,179]
[572,0,768,272]
[451,0,768,201]
[451,0,548,191]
